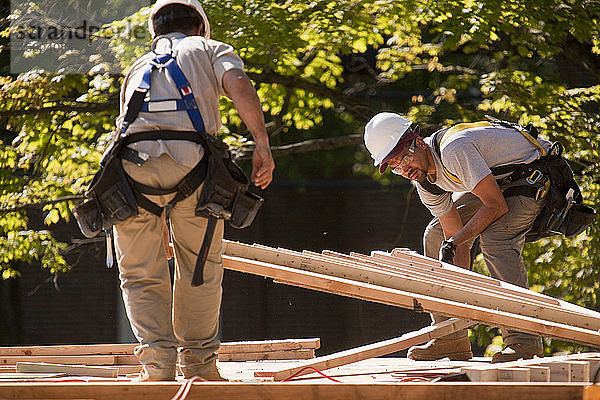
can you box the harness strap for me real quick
[140,99,192,112]
[423,121,550,198]
[115,37,209,216]
[130,155,209,217]
[122,130,203,145]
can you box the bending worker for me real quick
[113,0,274,381]
[364,112,551,363]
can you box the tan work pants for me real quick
[114,153,224,379]
[423,183,546,348]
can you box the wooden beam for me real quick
[319,251,595,326]
[497,367,530,382]
[0,382,589,400]
[222,241,600,331]
[254,318,474,381]
[463,354,600,382]
[217,338,320,354]
[218,349,315,362]
[15,362,118,378]
[222,255,600,347]
[0,344,136,357]
[521,366,550,382]
[0,355,116,366]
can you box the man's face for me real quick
[387,138,428,182]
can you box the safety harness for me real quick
[117,35,208,216]
[417,117,595,240]
[419,118,549,200]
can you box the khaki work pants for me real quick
[114,153,224,379]
[423,182,546,348]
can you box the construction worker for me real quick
[113,0,274,381]
[364,112,552,363]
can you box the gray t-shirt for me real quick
[116,32,244,168]
[417,124,552,217]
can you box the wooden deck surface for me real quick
[0,357,598,400]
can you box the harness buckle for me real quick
[177,179,196,198]
[526,170,543,185]
[535,180,550,200]
[149,60,167,71]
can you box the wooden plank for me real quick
[218,349,315,362]
[326,246,595,320]
[254,318,474,381]
[114,365,143,375]
[568,361,591,382]
[16,362,119,378]
[223,241,600,331]
[497,367,530,382]
[0,372,67,380]
[548,361,571,382]
[114,355,139,365]
[218,339,320,354]
[366,252,558,306]
[0,355,116,366]
[334,251,593,323]
[581,357,600,381]
[521,366,550,382]
[223,255,600,347]
[326,250,595,323]
[462,367,498,382]
[0,344,135,357]
[0,382,589,400]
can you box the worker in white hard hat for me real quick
[364,112,553,363]
[113,0,274,381]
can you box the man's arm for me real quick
[441,173,508,266]
[222,68,275,189]
[438,204,471,268]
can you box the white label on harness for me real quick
[148,100,178,112]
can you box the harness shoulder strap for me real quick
[432,127,464,185]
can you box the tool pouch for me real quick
[73,150,138,238]
[528,143,595,239]
[195,134,263,229]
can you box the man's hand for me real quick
[223,69,275,189]
[439,239,457,264]
[251,143,274,189]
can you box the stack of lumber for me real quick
[222,240,600,346]
[220,240,600,380]
[0,339,319,378]
[217,338,319,361]
[462,353,600,382]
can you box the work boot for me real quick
[407,335,473,361]
[491,343,543,363]
[134,367,176,382]
[181,360,228,381]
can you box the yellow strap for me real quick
[514,126,547,156]
[437,121,546,184]
[441,121,492,144]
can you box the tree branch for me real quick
[246,70,377,122]
[235,134,363,160]
[1,102,117,117]
[0,194,84,213]
[560,35,600,80]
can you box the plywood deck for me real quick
[0,358,598,400]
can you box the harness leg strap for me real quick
[191,215,217,287]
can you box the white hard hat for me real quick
[148,0,211,39]
[364,112,414,168]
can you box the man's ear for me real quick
[415,136,427,150]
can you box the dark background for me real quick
[0,179,434,356]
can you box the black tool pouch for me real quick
[73,150,138,238]
[528,143,596,239]
[195,134,263,228]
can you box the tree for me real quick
[0,0,599,349]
